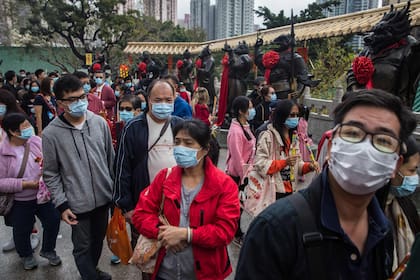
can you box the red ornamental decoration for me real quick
[222,54,229,66]
[119,64,129,78]
[92,63,101,72]
[262,51,280,84]
[352,56,375,86]
[195,58,202,68]
[176,60,184,69]
[138,62,147,73]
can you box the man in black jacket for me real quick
[236,89,417,279]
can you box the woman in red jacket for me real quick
[132,119,240,280]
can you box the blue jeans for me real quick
[71,204,109,280]
[10,199,60,258]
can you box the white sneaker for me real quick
[2,237,15,252]
[30,234,40,250]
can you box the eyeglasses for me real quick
[119,107,133,111]
[289,113,299,117]
[60,94,87,102]
[335,123,401,154]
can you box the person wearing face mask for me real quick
[73,71,105,116]
[132,119,240,280]
[123,76,135,95]
[226,96,256,246]
[0,113,61,271]
[251,85,276,131]
[252,99,319,201]
[376,135,420,272]
[237,89,417,280]
[92,70,116,120]
[114,79,183,280]
[42,75,114,280]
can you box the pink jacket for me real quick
[226,119,256,180]
[0,136,42,201]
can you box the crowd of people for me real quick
[0,63,419,280]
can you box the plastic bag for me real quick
[106,207,133,264]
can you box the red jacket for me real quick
[93,84,116,120]
[132,158,240,280]
[194,103,211,126]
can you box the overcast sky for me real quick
[177,0,314,25]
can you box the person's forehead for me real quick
[95,73,104,77]
[80,77,89,83]
[120,101,132,108]
[63,88,83,97]
[150,83,173,97]
[342,105,400,136]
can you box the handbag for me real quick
[0,143,30,216]
[240,131,276,233]
[36,178,51,204]
[106,207,133,264]
[129,168,172,273]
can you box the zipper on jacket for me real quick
[224,247,230,272]
[174,199,180,209]
[81,131,97,208]
[199,209,204,226]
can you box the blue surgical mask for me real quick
[83,84,91,94]
[119,110,134,122]
[53,77,59,83]
[390,173,419,197]
[115,91,120,97]
[68,99,88,118]
[18,127,34,140]
[270,94,277,102]
[173,146,203,168]
[0,104,6,117]
[125,82,132,88]
[247,108,256,121]
[50,87,54,93]
[95,77,103,85]
[25,85,30,90]
[31,86,39,93]
[151,102,174,120]
[141,102,147,110]
[285,117,299,129]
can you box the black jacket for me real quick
[236,171,393,280]
[113,113,183,213]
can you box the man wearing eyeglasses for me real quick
[42,75,114,280]
[236,89,417,280]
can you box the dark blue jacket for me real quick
[172,96,192,119]
[113,113,183,213]
[235,170,393,280]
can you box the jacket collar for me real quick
[267,123,284,146]
[163,157,219,202]
[0,136,33,157]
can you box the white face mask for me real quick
[328,137,399,195]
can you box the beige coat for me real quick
[254,124,304,193]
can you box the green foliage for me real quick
[310,38,355,100]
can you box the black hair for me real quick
[40,77,53,96]
[232,96,252,141]
[124,76,132,82]
[2,113,29,138]
[35,69,44,78]
[333,89,416,143]
[4,70,16,82]
[0,89,23,116]
[48,72,59,78]
[53,75,83,100]
[73,71,89,79]
[253,76,265,86]
[272,99,299,143]
[119,94,142,110]
[260,85,273,97]
[162,74,179,87]
[173,119,220,165]
[402,135,420,163]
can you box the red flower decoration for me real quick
[222,54,229,66]
[176,60,184,69]
[195,58,202,69]
[138,62,147,73]
[352,56,374,85]
[262,51,280,69]
[92,63,101,72]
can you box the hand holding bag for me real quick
[129,168,171,273]
[0,143,30,216]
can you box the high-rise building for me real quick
[215,0,254,39]
[317,0,379,50]
[382,0,409,5]
[143,0,177,24]
[117,0,143,14]
[190,0,211,38]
